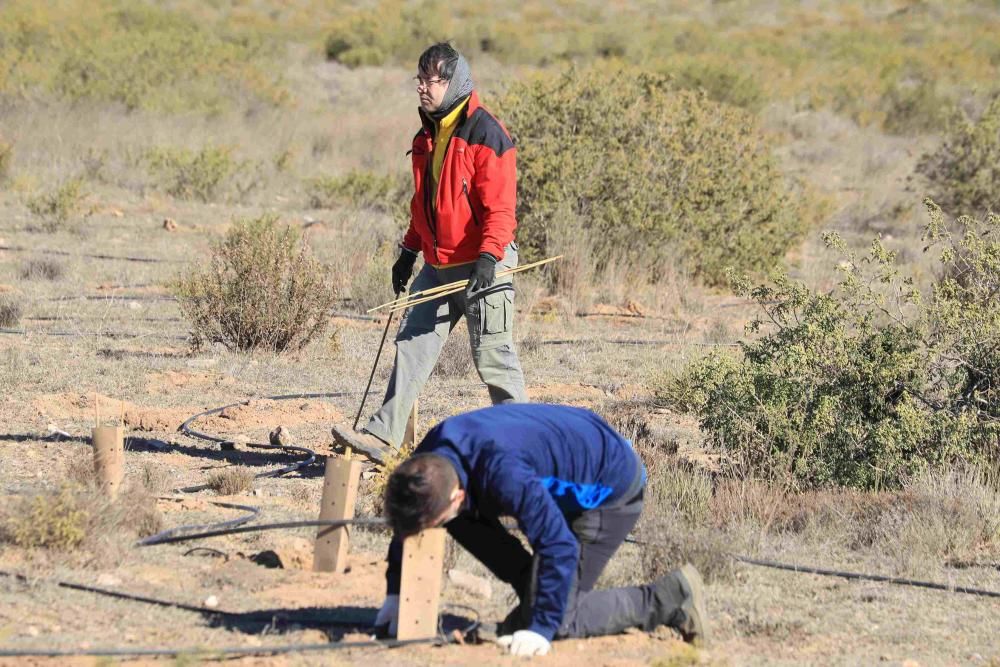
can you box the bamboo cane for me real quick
[368,255,563,313]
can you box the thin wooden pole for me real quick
[367,255,563,313]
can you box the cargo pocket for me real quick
[481,290,512,335]
[476,289,513,349]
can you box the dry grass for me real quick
[0,294,23,328]
[19,258,65,281]
[0,4,998,662]
[205,466,256,496]
[0,479,163,566]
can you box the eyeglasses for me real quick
[414,76,448,89]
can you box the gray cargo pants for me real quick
[364,242,527,448]
[445,458,687,638]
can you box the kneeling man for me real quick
[374,403,706,656]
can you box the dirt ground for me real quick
[2,48,999,667]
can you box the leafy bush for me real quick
[26,178,86,232]
[146,146,236,202]
[661,200,1000,489]
[498,66,808,286]
[5,487,88,549]
[667,58,764,112]
[0,1,286,113]
[324,0,447,67]
[1,481,163,555]
[917,96,1000,216]
[307,170,409,217]
[174,214,337,352]
[0,295,22,328]
[880,78,953,136]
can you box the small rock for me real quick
[109,208,124,218]
[447,569,492,599]
[96,573,121,587]
[203,595,219,609]
[26,626,40,637]
[127,300,142,310]
[269,425,293,447]
[163,218,178,231]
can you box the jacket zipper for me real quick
[462,178,481,227]
[421,139,440,264]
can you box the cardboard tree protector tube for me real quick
[92,425,124,500]
[313,451,362,573]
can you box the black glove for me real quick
[391,249,418,294]
[466,252,498,298]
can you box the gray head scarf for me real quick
[428,53,474,121]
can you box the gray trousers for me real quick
[365,242,527,448]
[445,455,683,639]
[447,483,685,638]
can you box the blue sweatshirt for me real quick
[385,403,643,641]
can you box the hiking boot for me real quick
[654,563,708,644]
[330,425,393,464]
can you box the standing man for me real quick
[373,404,708,656]
[333,43,526,463]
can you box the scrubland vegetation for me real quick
[2,0,1000,662]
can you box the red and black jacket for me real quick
[401,90,517,266]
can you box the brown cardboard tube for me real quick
[92,425,124,500]
[312,455,362,573]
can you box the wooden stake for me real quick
[367,255,564,313]
[313,453,362,573]
[92,425,124,500]
[401,399,418,450]
[397,528,446,640]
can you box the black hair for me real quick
[384,453,459,536]
[418,42,460,80]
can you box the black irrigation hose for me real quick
[138,518,388,547]
[0,568,381,627]
[140,501,262,546]
[0,637,439,659]
[623,537,1000,600]
[0,328,188,340]
[0,568,479,658]
[0,244,180,264]
[730,554,1000,600]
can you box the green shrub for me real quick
[661,200,1000,489]
[5,487,88,549]
[146,146,236,202]
[667,58,764,112]
[307,170,409,217]
[497,66,808,286]
[0,1,286,113]
[323,0,449,68]
[174,214,337,352]
[917,96,1000,215]
[26,178,86,231]
[880,78,953,136]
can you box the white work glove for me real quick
[372,594,399,637]
[497,629,551,656]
